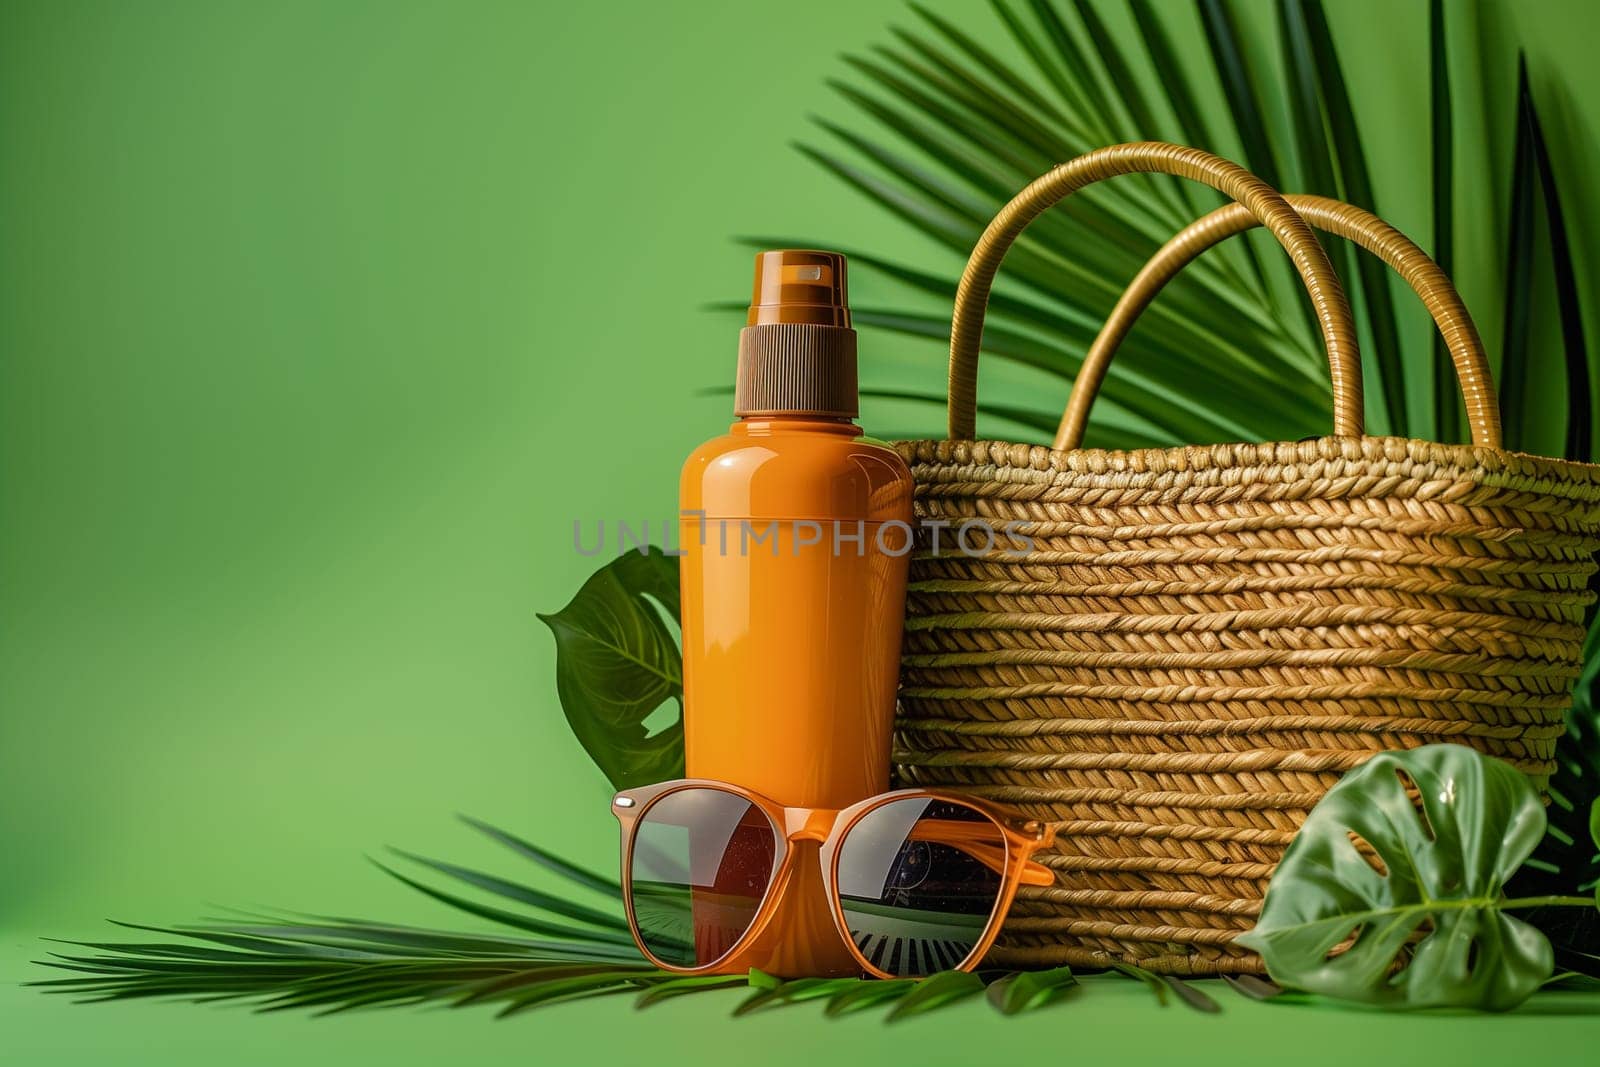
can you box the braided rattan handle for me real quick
[1054,195,1502,450]
[948,143,1362,440]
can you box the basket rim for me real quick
[894,433,1600,488]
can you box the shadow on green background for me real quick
[2,0,1597,1062]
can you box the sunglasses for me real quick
[611,780,1056,979]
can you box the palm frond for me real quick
[1285,0,1408,436]
[34,818,1198,1019]
[385,848,632,934]
[33,816,1232,1019]
[456,813,622,897]
[28,814,652,1016]
[33,923,658,1016]
[1514,58,1592,463]
[799,0,1595,460]
[1494,59,1597,771]
[1197,0,1284,190]
[802,1,1354,448]
[1427,0,1459,444]
[1124,0,1276,307]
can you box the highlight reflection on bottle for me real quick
[678,250,914,977]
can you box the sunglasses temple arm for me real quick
[907,820,1057,885]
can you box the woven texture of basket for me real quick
[891,143,1600,976]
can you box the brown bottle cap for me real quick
[735,250,858,418]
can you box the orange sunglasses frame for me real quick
[611,779,1056,980]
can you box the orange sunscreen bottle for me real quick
[678,250,914,977]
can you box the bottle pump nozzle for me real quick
[747,250,851,327]
[735,250,858,418]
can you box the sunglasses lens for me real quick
[835,798,1006,977]
[629,788,779,967]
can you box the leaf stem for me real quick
[1499,895,1597,910]
[1243,893,1597,947]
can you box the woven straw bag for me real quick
[891,143,1600,976]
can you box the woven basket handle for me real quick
[1054,195,1502,450]
[948,142,1362,440]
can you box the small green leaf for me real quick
[1163,973,1222,1013]
[634,974,746,1009]
[884,969,985,1021]
[1220,973,1283,1000]
[1238,745,1554,1010]
[1107,961,1165,1005]
[985,965,1078,1014]
[733,977,859,1016]
[494,971,646,1018]
[824,978,917,1017]
[538,547,683,790]
[1109,961,1219,1012]
[745,967,783,991]
[454,963,638,1006]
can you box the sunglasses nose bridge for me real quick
[782,808,835,843]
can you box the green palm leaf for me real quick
[1427,0,1458,444]
[457,813,622,897]
[799,0,1595,459]
[386,848,632,934]
[1197,0,1283,188]
[33,818,1230,1019]
[1066,0,1195,227]
[1502,56,1592,463]
[30,817,660,1015]
[1285,0,1408,436]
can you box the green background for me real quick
[2,0,1598,1062]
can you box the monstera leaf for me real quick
[1238,745,1555,1011]
[538,548,684,790]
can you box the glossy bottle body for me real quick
[679,415,913,976]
